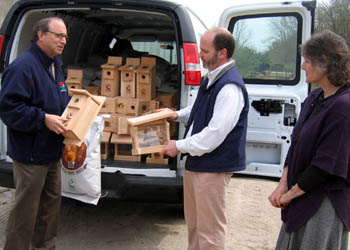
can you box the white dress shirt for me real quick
[176,60,245,156]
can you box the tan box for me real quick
[146,153,168,165]
[103,114,118,133]
[110,133,141,162]
[65,69,83,96]
[86,86,100,95]
[127,109,174,155]
[149,100,160,111]
[136,57,156,101]
[117,115,132,135]
[101,56,123,97]
[115,96,150,116]
[99,97,117,114]
[156,91,177,108]
[61,89,106,146]
[101,131,112,160]
[119,58,140,98]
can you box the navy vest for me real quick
[184,65,249,172]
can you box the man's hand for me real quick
[155,108,178,121]
[45,114,68,134]
[160,140,179,157]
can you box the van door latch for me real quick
[251,99,283,116]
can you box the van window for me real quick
[132,41,177,64]
[229,14,302,85]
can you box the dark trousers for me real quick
[4,160,62,250]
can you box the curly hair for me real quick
[300,29,350,86]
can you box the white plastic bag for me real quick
[61,116,104,205]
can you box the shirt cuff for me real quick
[38,110,46,130]
[176,110,186,120]
[176,139,187,153]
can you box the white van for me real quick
[0,0,315,200]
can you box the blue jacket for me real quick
[0,42,70,164]
[184,65,249,172]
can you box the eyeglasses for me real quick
[46,31,68,41]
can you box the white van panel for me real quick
[218,1,313,177]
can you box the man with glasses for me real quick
[0,17,70,250]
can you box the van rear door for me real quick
[218,1,315,177]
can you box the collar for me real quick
[311,85,350,108]
[29,42,62,68]
[207,60,235,89]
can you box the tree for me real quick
[316,0,350,43]
[266,16,298,73]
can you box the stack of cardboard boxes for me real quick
[65,56,177,164]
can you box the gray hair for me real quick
[32,17,65,42]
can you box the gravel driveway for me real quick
[0,175,283,250]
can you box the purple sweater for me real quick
[282,85,350,232]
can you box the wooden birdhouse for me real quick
[101,56,123,97]
[65,69,83,95]
[156,91,177,108]
[146,153,168,165]
[127,109,174,155]
[100,131,112,160]
[85,85,100,95]
[117,115,132,135]
[99,97,117,114]
[119,58,140,98]
[136,57,156,101]
[102,114,118,133]
[110,133,141,162]
[115,96,150,116]
[61,89,106,146]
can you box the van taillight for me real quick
[0,35,4,57]
[183,42,201,85]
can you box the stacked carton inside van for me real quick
[65,55,177,164]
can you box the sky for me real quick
[175,0,327,28]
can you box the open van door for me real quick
[218,1,315,177]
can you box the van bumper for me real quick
[0,160,183,202]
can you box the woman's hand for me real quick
[268,166,288,208]
[280,184,305,208]
[268,182,289,208]
[279,191,293,208]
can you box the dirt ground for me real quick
[0,175,283,250]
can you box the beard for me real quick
[202,51,219,70]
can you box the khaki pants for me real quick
[184,170,232,250]
[4,160,62,250]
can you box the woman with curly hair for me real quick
[269,29,350,250]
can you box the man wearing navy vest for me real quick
[160,27,249,250]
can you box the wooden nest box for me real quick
[61,89,106,146]
[127,109,174,155]
[65,69,83,95]
[101,56,122,97]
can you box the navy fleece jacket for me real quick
[0,42,70,164]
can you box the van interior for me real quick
[9,7,181,167]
